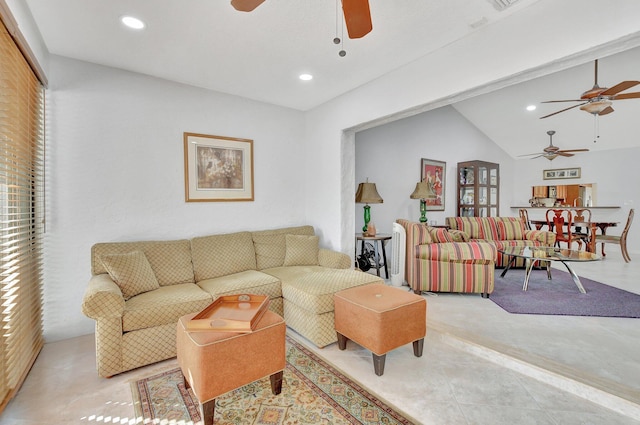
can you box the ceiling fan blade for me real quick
[557,152,575,157]
[558,149,589,153]
[612,91,640,100]
[541,99,583,103]
[600,81,640,96]
[518,152,544,157]
[598,106,614,116]
[342,0,373,39]
[539,102,587,119]
[230,0,265,12]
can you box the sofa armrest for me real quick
[524,230,556,246]
[416,242,497,263]
[82,274,126,319]
[318,249,351,269]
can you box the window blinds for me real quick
[0,15,45,412]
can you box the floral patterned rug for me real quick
[131,336,416,424]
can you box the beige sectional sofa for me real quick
[82,225,383,377]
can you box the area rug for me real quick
[491,268,640,317]
[131,336,416,425]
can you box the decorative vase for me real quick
[366,222,376,237]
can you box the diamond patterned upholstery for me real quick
[83,226,361,377]
[266,266,384,347]
[92,240,195,286]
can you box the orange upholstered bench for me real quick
[176,310,286,425]
[334,283,426,376]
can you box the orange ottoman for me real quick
[176,310,286,425]
[334,283,426,376]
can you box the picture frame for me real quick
[543,167,581,180]
[183,132,254,202]
[420,158,446,211]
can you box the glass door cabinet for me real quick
[457,160,499,217]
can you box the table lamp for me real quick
[410,181,437,223]
[355,180,383,234]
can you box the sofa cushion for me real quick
[191,232,256,281]
[429,227,454,243]
[252,234,286,270]
[100,251,160,300]
[497,218,526,240]
[283,234,320,266]
[252,225,316,270]
[268,267,382,315]
[122,283,212,332]
[92,240,195,286]
[197,270,282,299]
[447,217,501,240]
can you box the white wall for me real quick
[44,56,305,341]
[354,106,514,235]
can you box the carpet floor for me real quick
[131,335,416,424]
[491,267,640,317]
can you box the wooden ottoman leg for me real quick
[372,353,386,376]
[200,399,215,425]
[413,338,424,357]
[337,332,348,350]
[270,370,283,395]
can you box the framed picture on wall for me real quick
[183,132,254,202]
[420,158,446,211]
[543,167,580,180]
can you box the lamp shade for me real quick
[355,182,383,204]
[410,181,437,200]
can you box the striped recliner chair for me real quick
[396,219,497,297]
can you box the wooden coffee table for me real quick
[498,246,600,294]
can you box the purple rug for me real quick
[490,268,640,318]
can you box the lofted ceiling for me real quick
[453,46,640,159]
[21,0,640,158]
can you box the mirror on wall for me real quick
[530,184,595,207]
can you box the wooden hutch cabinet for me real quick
[457,160,500,217]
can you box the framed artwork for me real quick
[183,132,254,202]
[543,167,581,180]
[420,158,446,211]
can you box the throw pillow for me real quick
[497,219,526,240]
[101,251,160,300]
[253,233,286,269]
[428,227,454,243]
[283,234,320,266]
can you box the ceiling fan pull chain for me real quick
[334,0,347,57]
[594,114,600,143]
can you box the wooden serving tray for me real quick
[186,294,270,333]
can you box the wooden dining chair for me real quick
[595,209,634,262]
[571,208,592,246]
[519,208,532,230]
[546,209,583,250]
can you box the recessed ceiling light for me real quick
[526,105,537,111]
[299,74,313,81]
[121,16,146,30]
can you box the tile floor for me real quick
[1,250,639,425]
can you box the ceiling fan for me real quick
[230,0,372,39]
[519,131,589,161]
[540,60,640,119]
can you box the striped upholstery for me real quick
[445,216,556,267]
[396,219,496,295]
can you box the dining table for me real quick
[529,219,619,253]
